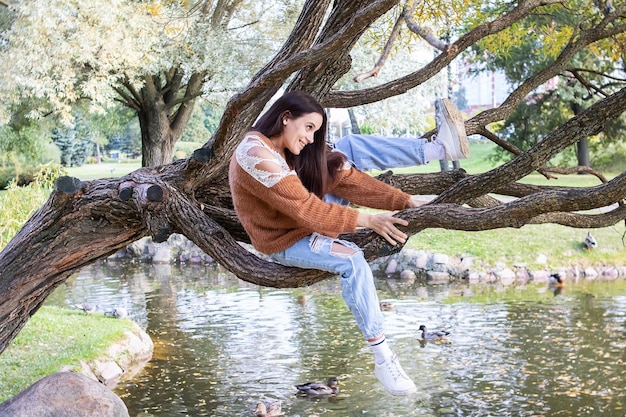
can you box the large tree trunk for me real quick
[119,72,204,167]
[577,138,591,168]
[571,102,591,170]
[138,110,175,168]
[0,0,625,356]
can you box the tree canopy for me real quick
[0,0,625,356]
[0,0,297,166]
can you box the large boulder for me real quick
[0,372,129,417]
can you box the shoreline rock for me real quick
[370,248,626,285]
[66,322,154,389]
[0,323,152,417]
[0,372,130,417]
[109,235,626,286]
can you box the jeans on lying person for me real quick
[268,233,384,340]
[333,134,428,172]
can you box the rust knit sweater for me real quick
[228,133,411,254]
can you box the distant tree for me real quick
[466,1,626,170]
[0,0,297,167]
[51,126,92,167]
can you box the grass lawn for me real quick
[371,141,625,268]
[0,306,136,403]
[66,160,142,180]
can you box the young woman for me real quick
[229,90,431,396]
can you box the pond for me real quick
[45,260,626,417]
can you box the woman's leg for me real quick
[333,134,429,172]
[270,234,383,339]
[331,99,468,172]
[269,234,417,396]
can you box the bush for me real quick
[0,166,37,190]
[0,163,66,190]
[592,142,626,172]
[0,164,67,249]
[174,141,204,160]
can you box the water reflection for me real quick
[46,260,626,416]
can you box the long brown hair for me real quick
[253,91,346,198]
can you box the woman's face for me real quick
[281,112,324,155]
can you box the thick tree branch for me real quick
[203,0,398,183]
[323,0,562,108]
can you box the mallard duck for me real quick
[379,301,394,311]
[295,377,340,396]
[104,307,128,318]
[548,273,565,288]
[418,325,450,340]
[584,232,597,251]
[77,303,97,314]
[252,399,281,417]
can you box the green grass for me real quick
[0,306,135,402]
[407,223,625,270]
[374,141,625,268]
[383,141,621,184]
[66,160,141,180]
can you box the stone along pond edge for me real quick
[114,235,626,286]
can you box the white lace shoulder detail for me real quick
[235,134,296,188]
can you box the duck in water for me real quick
[418,325,450,341]
[295,377,341,396]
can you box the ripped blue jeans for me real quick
[269,233,384,340]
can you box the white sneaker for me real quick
[435,98,469,160]
[374,355,417,396]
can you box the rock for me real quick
[483,272,497,283]
[399,269,416,282]
[432,253,449,265]
[414,252,429,269]
[0,372,129,417]
[459,256,474,270]
[385,259,398,274]
[94,360,125,387]
[427,271,450,284]
[584,267,599,279]
[467,272,481,284]
[515,268,531,284]
[531,270,550,283]
[152,243,171,264]
[601,266,619,279]
[535,254,548,264]
[497,268,516,285]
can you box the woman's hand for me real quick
[406,195,430,208]
[357,212,408,246]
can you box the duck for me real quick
[77,303,97,314]
[418,325,450,340]
[104,307,128,319]
[548,273,565,288]
[584,232,598,251]
[379,301,394,311]
[252,399,281,417]
[295,377,340,396]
